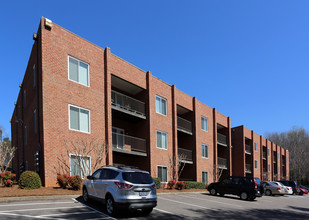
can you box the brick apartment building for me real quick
[11,18,288,186]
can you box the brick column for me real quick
[146,71,153,176]
[213,108,218,181]
[227,117,232,176]
[171,85,178,180]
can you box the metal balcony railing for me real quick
[245,144,252,155]
[218,157,228,169]
[245,164,252,173]
[112,132,146,155]
[111,90,145,117]
[217,133,227,146]
[178,148,193,162]
[177,117,192,134]
[263,152,267,160]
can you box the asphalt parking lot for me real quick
[0,193,308,219]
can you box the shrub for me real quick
[183,181,206,189]
[68,175,82,190]
[19,171,41,189]
[175,181,187,190]
[57,174,70,189]
[1,171,16,186]
[152,177,161,189]
[5,179,13,187]
[167,180,175,189]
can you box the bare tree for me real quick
[212,164,224,183]
[0,141,16,173]
[168,153,189,182]
[54,139,109,179]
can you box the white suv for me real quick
[82,166,157,216]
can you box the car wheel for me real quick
[210,188,217,196]
[265,190,272,196]
[83,187,89,202]
[240,192,248,200]
[219,193,225,197]
[106,195,116,216]
[142,208,153,216]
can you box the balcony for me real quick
[178,148,193,164]
[111,90,146,119]
[177,117,192,135]
[217,157,228,169]
[112,132,147,156]
[263,152,267,160]
[245,144,252,155]
[217,133,227,147]
[245,164,252,173]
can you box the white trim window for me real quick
[268,148,270,156]
[202,144,208,158]
[155,95,167,116]
[70,154,91,178]
[156,130,167,150]
[157,165,168,183]
[69,105,90,133]
[255,160,258,169]
[202,171,208,184]
[254,142,258,152]
[34,109,37,134]
[201,116,208,132]
[268,164,270,172]
[68,56,89,87]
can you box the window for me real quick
[34,110,37,134]
[255,160,258,169]
[156,95,167,116]
[157,166,168,183]
[33,64,36,88]
[268,164,270,172]
[202,144,208,158]
[68,56,89,86]
[201,117,208,132]
[69,105,90,133]
[23,90,26,108]
[24,126,27,145]
[101,169,119,180]
[268,148,270,156]
[254,142,258,152]
[157,131,167,149]
[202,171,208,184]
[112,127,124,149]
[70,154,91,178]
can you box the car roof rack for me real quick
[102,164,141,170]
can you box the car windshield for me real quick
[269,182,278,186]
[122,172,153,184]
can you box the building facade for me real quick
[11,18,288,186]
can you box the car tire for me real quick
[142,208,153,216]
[83,187,89,203]
[265,190,272,196]
[210,188,217,196]
[240,192,248,200]
[106,195,117,216]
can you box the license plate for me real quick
[139,192,148,196]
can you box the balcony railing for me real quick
[218,157,228,169]
[177,117,192,135]
[111,90,146,118]
[217,133,227,146]
[263,152,267,160]
[178,148,193,163]
[112,132,146,156]
[245,144,252,155]
[245,164,252,173]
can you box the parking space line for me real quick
[0,212,62,219]
[72,198,116,220]
[38,211,96,217]
[0,201,76,207]
[154,208,183,218]
[176,194,243,208]
[159,197,214,210]
[0,206,84,213]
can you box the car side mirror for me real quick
[87,175,94,180]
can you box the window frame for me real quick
[112,127,125,149]
[202,171,208,184]
[68,104,91,134]
[69,153,92,178]
[156,130,168,150]
[68,55,90,87]
[254,142,258,152]
[201,116,208,132]
[155,95,167,116]
[202,144,208,158]
[157,165,168,183]
[255,160,258,169]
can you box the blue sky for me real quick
[1,1,309,139]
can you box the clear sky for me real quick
[1,0,309,139]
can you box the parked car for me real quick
[299,185,309,191]
[279,180,301,195]
[263,181,286,196]
[299,187,308,195]
[254,177,264,195]
[207,176,262,201]
[272,181,293,195]
[82,165,157,216]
